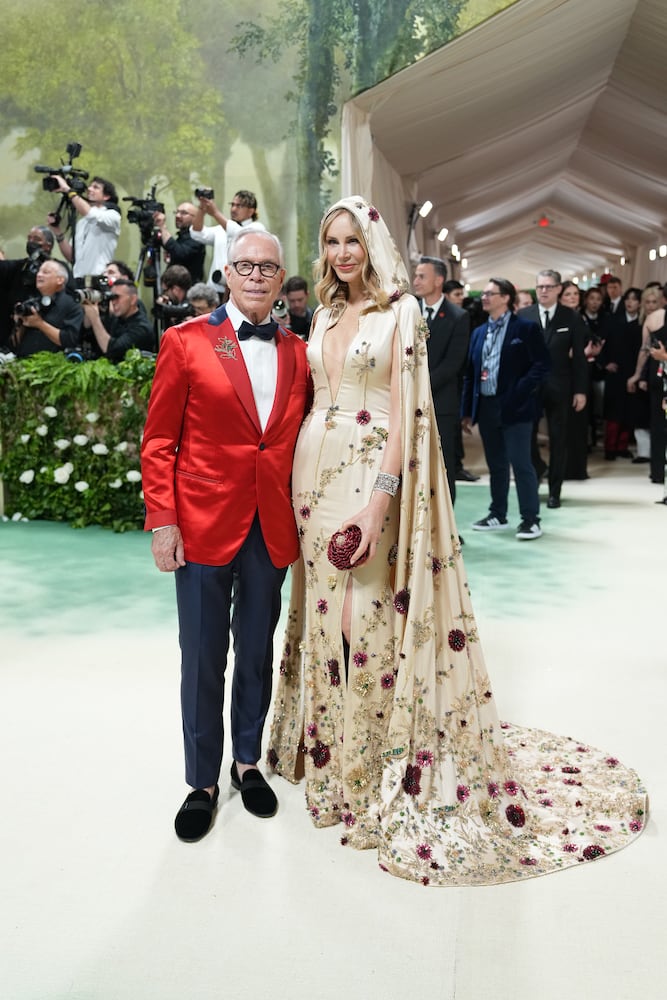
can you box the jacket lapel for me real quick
[203,307,262,434]
[265,326,296,431]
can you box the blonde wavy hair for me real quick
[314,208,391,318]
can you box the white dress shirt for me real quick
[225,299,277,431]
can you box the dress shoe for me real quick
[632,456,650,464]
[174,784,219,842]
[455,467,480,482]
[231,761,277,818]
[655,497,667,505]
[604,452,616,461]
[617,450,633,459]
[546,496,560,509]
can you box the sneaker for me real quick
[472,515,509,531]
[516,520,542,540]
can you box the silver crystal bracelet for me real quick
[373,472,400,496]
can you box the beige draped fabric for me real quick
[342,0,667,289]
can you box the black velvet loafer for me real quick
[230,761,278,818]
[174,784,219,842]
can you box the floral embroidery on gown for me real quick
[268,202,646,887]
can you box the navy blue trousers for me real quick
[175,516,287,789]
[478,395,540,523]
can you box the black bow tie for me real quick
[237,320,277,342]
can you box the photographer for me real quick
[14,260,83,357]
[186,282,219,317]
[48,176,120,279]
[153,264,193,331]
[0,226,55,351]
[190,188,265,294]
[152,203,205,282]
[82,279,154,362]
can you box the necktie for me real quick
[487,318,501,336]
[542,310,550,329]
[237,319,278,342]
[425,307,433,325]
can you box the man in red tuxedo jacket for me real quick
[141,229,311,840]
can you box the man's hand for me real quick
[151,525,186,572]
[20,307,42,328]
[461,416,473,435]
[572,393,586,412]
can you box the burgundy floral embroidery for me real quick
[457,784,470,802]
[520,857,537,866]
[408,457,417,472]
[487,782,499,798]
[541,765,554,772]
[562,843,579,853]
[415,408,423,418]
[416,749,434,767]
[310,741,331,768]
[388,543,398,565]
[368,206,380,222]
[421,876,430,886]
[448,628,466,652]
[504,780,520,796]
[353,650,368,667]
[561,766,581,774]
[393,589,410,614]
[402,764,422,796]
[340,837,348,846]
[539,799,553,807]
[381,673,394,689]
[629,819,642,832]
[341,812,356,827]
[389,289,401,303]
[356,409,371,425]
[563,779,582,786]
[316,598,328,614]
[582,845,606,861]
[267,748,278,769]
[327,658,340,686]
[506,804,526,827]
[404,346,414,356]
[606,757,619,767]
[431,557,442,575]
[416,843,432,860]
[310,806,320,819]
[594,824,612,832]
[299,505,311,519]
[576,746,590,753]
[306,723,318,739]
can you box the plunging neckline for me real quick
[321,312,364,404]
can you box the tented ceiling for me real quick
[342,0,667,289]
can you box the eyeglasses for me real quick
[480,290,501,298]
[231,260,280,278]
[230,201,251,209]
[535,284,558,291]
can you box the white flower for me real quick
[91,443,109,455]
[73,435,89,446]
[139,490,144,500]
[20,433,30,444]
[19,469,35,484]
[54,438,71,450]
[64,462,74,474]
[40,466,48,473]
[53,465,72,485]
[35,424,48,437]
[126,470,142,483]
[74,481,89,492]
[109,479,123,489]
[114,441,129,453]
[85,412,99,423]
[43,406,58,418]
[11,512,23,521]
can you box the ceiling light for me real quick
[573,277,579,284]
[450,243,459,256]
[437,227,449,242]
[461,258,468,269]
[620,256,625,266]
[649,249,657,261]
[660,245,667,258]
[418,200,433,218]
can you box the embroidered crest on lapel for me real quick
[214,336,238,360]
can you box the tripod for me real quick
[134,231,163,350]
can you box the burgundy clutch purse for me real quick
[327,525,369,570]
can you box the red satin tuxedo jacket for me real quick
[141,308,311,567]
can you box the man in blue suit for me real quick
[461,277,550,540]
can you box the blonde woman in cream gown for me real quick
[268,196,646,886]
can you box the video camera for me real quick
[15,295,52,318]
[72,274,113,306]
[194,186,214,200]
[34,141,89,194]
[123,184,165,245]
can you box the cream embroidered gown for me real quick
[268,295,646,886]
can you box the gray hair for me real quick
[187,283,219,308]
[537,269,562,285]
[228,227,283,266]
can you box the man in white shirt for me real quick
[190,188,266,295]
[48,176,121,279]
